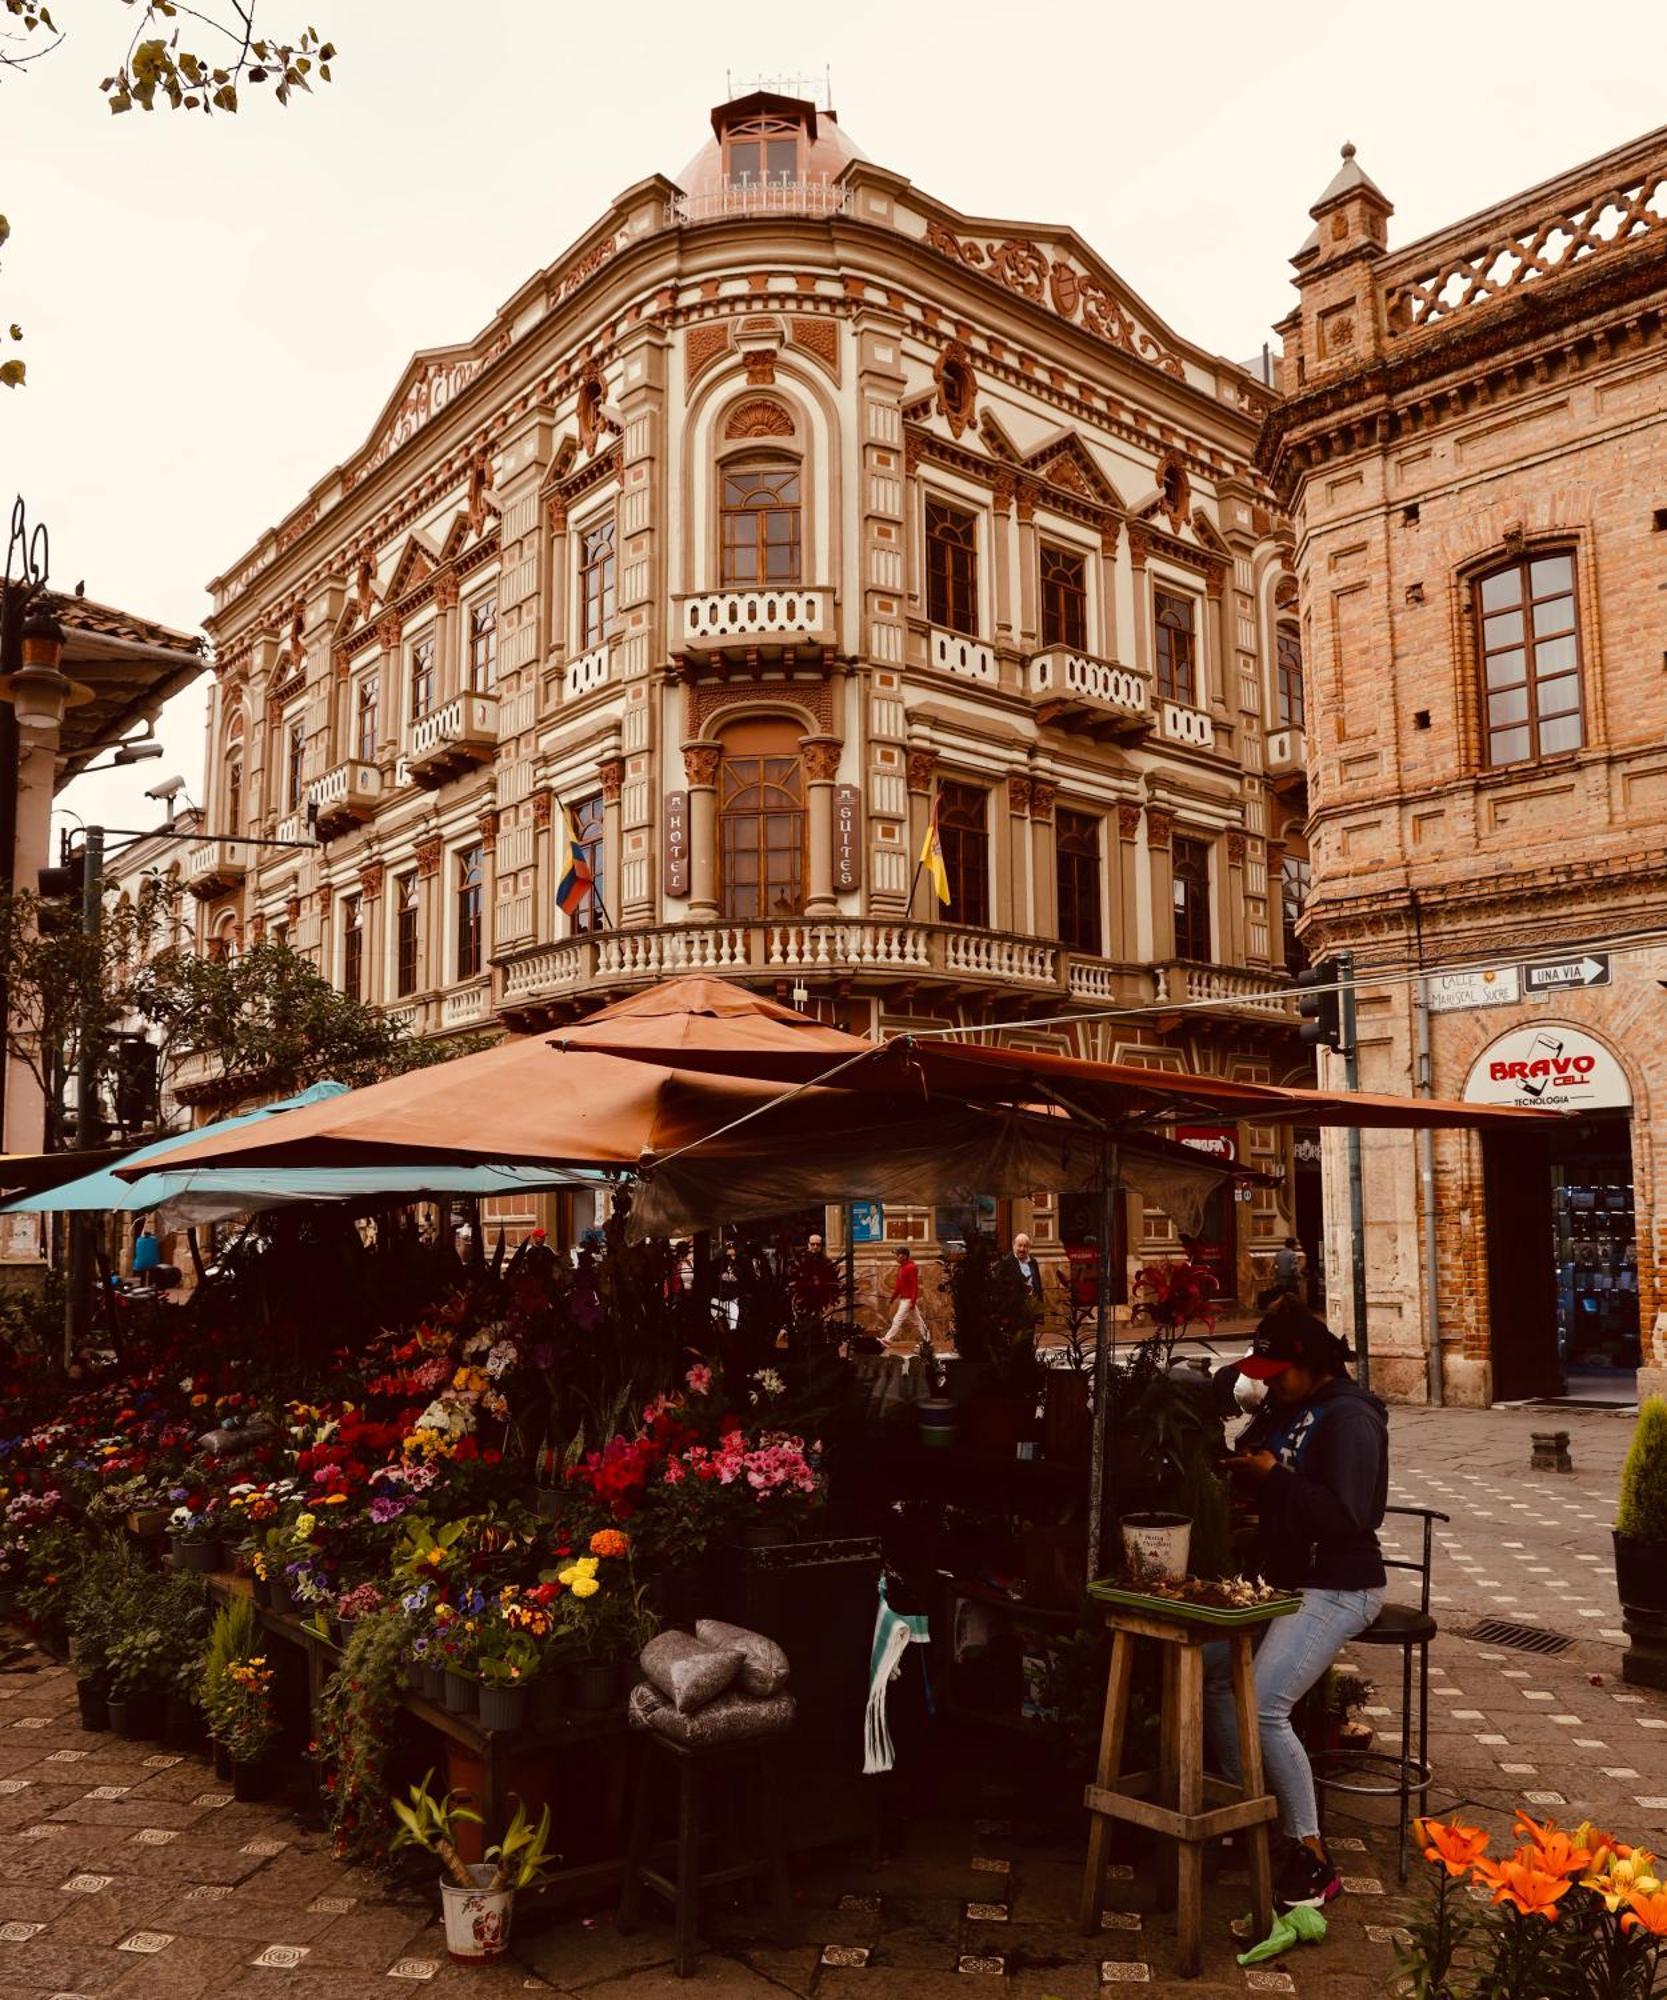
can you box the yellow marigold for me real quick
[556,1565,579,1587]
[570,1576,600,1599]
[589,1529,630,1559]
[319,1493,348,1506]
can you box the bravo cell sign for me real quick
[1463,1024,1632,1112]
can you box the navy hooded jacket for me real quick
[1252,1375,1388,1591]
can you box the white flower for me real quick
[751,1368,786,1399]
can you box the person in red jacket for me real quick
[885,1246,927,1347]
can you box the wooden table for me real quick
[1078,1597,1282,1978]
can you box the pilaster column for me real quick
[992,474,1016,643]
[358,862,385,1004]
[906,746,937,923]
[801,737,842,917]
[433,570,461,704]
[376,615,402,758]
[1015,480,1039,649]
[1115,804,1142,960]
[1204,564,1229,714]
[1006,775,1031,936]
[1266,839,1287,972]
[683,742,722,920]
[1098,525,1121,660]
[415,835,442,995]
[598,757,625,930]
[1127,529,1151,691]
[531,789,553,931]
[546,496,570,662]
[1224,830,1248,964]
[1146,808,1176,961]
[1028,779,1057,942]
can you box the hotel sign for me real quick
[664,790,689,899]
[834,785,861,893]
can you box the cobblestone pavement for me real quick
[3,1404,1665,1996]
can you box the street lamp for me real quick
[0,599,92,731]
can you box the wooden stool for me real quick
[1078,1602,1279,1978]
[618,1725,794,1978]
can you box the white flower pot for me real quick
[1119,1512,1191,1582]
[439,1864,513,1962]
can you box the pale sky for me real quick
[6,0,1664,841]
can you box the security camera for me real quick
[144,775,187,803]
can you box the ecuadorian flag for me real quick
[556,807,594,919]
[919,798,950,907]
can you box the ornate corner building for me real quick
[198,89,1310,1298]
[1260,128,1667,1404]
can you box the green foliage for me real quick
[16,1514,80,1627]
[484,1799,557,1893]
[199,1595,259,1716]
[65,1533,141,1682]
[1616,1396,1667,1541]
[102,1560,210,1699]
[941,1235,1041,1399]
[389,1769,482,1891]
[316,1610,411,1866]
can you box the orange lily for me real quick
[1417,1817,1491,1877]
[1513,1814,1591,1879]
[1474,1852,1574,1918]
[1621,1889,1667,1936]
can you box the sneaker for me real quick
[1275,1843,1341,1911]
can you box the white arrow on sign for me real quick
[1523,954,1609,989]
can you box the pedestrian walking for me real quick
[884,1246,927,1347]
[1205,1300,1388,1913]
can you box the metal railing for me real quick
[666,178,853,226]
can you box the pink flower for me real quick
[685,1364,713,1397]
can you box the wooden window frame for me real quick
[341,893,363,1003]
[395,872,419,999]
[926,500,979,637]
[355,673,379,764]
[1171,832,1213,963]
[723,115,802,187]
[1474,548,1585,769]
[1275,624,1305,731]
[284,714,305,811]
[578,518,617,649]
[409,634,436,723]
[225,751,243,834]
[1280,851,1311,978]
[719,460,803,588]
[937,780,990,927]
[1154,587,1198,705]
[1056,807,1102,954]
[718,734,807,921]
[1040,543,1089,651]
[569,789,606,936]
[455,843,483,983]
[467,598,497,693]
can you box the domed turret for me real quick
[674,89,866,220]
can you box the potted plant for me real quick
[390,1773,556,1964]
[167,1495,223,1574]
[554,1533,647,1709]
[476,1583,563,1732]
[200,1597,261,1778]
[65,1547,124,1732]
[1041,1273,1095,1465]
[335,1580,385,1644]
[1314,1667,1375,1754]
[914,1332,958,1450]
[435,1605,481,1715]
[1614,1396,1667,1689]
[210,1654,281,1801]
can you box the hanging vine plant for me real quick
[316,1609,409,1866]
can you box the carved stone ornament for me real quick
[1145,808,1174,850]
[1014,479,1037,524]
[466,453,491,533]
[904,431,925,476]
[477,811,498,855]
[414,837,442,879]
[685,322,732,389]
[577,360,606,458]
[991,469,1016,514]
[1100,524,1121,558]
[745,350,777,386]
[247,913,266,942]
[433,570,460,612]
[1226,831,1247,865]
[1117,803,1143,840]
[1007,775,1031,815]
[598,756,625,803]
[684,743,722,787]
[547,494,569,535]
[788,316,839,373]
[1127,525,1150,570]
[801,738,843,783]
[355,559,375,616]
[284,893,302,925]
[377,614,402,654]
[724,397,795,441]
[906,747,939,792]
[1157,450,1192,535]
[359,862,385,899]
[1028,779,1057,823]
[933,340,978,440]
[1274,571,1299,610]
[531,789,553,828]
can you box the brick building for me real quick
[196,88,1312,1308]
[1260,127,1667,1403]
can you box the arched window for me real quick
[1276,623,1305,730]
[723,115,801,189]
[720,461,802,586]
[223,716,244,833]
[937,782,990,927]
[1475,548,1583,766]
[718,719,806,921]
[579,520,616,647]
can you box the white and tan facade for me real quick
[199,90,1309,1301]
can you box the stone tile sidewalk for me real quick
[3,1403,1664,1995]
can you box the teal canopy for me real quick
[2,1082,603,1222]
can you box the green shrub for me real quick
[1616,1397,1667,1541]
[200,1597,260,1718]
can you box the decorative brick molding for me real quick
[683,743,722,787]
[598,756,625,802]
[414,837,442,878]
[432,571,460,612]
[1145,808,1173,850]
[1006,775,1031,815]
[1226,831,1247,864]
[801,738,843,782]
[1028,778,1057,823]
[531,789,552,828]
[906,747,939,793]
[358,862,385,899]
[1118,803,1143,840]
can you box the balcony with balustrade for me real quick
[1157,699,1217,752]
[310,759,382,838]
[186,837,251,900]
[1156,959,1296,1025]
[407,692,499,787]
[672,588,836,668]
[1264,724,1307,800]
[1027,648,1151,741]
[496,918,1158,1025]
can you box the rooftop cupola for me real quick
[673,88,866,222]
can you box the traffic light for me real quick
[1297,957,1345,1051]
[113,1035,160,1135]
[35,863,78,936]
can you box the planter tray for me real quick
[1087,1582,1302,1629]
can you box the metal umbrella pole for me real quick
[1086,1134,1119,1585]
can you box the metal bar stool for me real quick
[1315,1504,1448,1880]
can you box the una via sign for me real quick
[1522,953,1610,993]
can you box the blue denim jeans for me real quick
[1203,1587,1383,1840]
